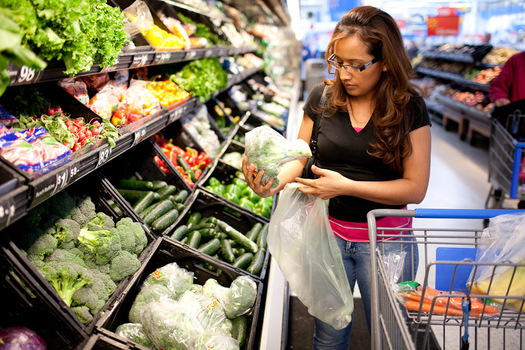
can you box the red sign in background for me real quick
[427,15,460,36]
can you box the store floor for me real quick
[284,118,520,349]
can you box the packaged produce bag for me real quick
[245,126,311,188]
[268,183,353,329]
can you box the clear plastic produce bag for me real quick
[267,183,353,329]
[245,126,311,188]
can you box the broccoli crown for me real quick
[45,248,86,267]
[115,218,148,255]
[72,285,106,315]
[37,261,93,307]
[53,218,81,247]
[74,195,97,223]
[45,191,77,218]
[77,227,121,265]
[68,207,90,228]
[26,232,58,261]
[86,212,115,231]
[108,250,141,283]
[71,305,94,324]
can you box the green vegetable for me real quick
[232,178,248,190]
[198,238,221,255]
[172,189,189,203]
[239,198,255,211]
[114,217,148,256]
[208,177,221,187]
[77,227,121,266]
[231,316,248,347]
[118,189,155,203]
[246,222,263,242]
[216,219,258,253]
[253,200,271,218]
[247,249,265,275]
[151,208,180,232]
[226,184,242,197]
[187,230,202,248]
[186,212,202,228]
[257,223,269,251]
[220,239,235,263]
[115,323,153,348]
[128,284,173,323]
[233,252,253,269]
[119,179,167,191]
[170,225,189,241]
[108,250,141,283]
[142,199,174,226]
[133,192,156,214]
[37,261,92,307]
[156,185,177,200]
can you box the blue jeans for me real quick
[313,235,418,350]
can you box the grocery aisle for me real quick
[285,114,500,349]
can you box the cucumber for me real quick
[199,228,218,239]
[257,223,269,250]
[198,238,221,255]
[233,252,254,269]
[187,230,202,248]
[246,222,263,242]
[216,219,258,253]
[171,202,186,212]
[118,179,167,191]
[142,199,174,225]
[156,184,177,200]
[133,191,156,214]
[177,154,197,182]
[171,225,189,241]
[186,212,203,228]
[117,189,154,203]
[172,189,189,203]
[220,239,235,263]
[151,208,180,232]
[231,316,248,347]
[232,247,246,256]
[180,236,189,244]
[247,249,265,275]
[186,222,215,233]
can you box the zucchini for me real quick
[247,249,265,275]
[156,184,177,199]
[187,230,202,248]
[151,208,180,232]
[171,225,189,241]
[257,223,269,250]
[220,239,236,263]
[216,219,258,253]
[231,316,248,347]
[233,252,254,269]
[118,179,167,191]
[198,238,221,255]
[117,188,154,203]
[246,222,263,242]
[142,199,174,225]
[186,212,203,228]
[172,189,189,203]
[133,191,156,214]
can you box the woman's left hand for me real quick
[295,165,347,200]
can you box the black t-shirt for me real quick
[303,83,431,222]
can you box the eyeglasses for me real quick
[327,54,380,73]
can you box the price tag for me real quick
[204,49,215,58]
[185,51,197,60]
[154,52,171,65]
[16,65,43,84]
[0,197,16,229]
[168,108,184,123]
[54,161,81,192]
[32,177,59,207]
[96,146,112,168]
[130,53,149,68]
[133,127,147,146]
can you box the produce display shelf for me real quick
[434,92,491,121]
[415,67,490,92]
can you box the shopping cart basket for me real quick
[486,116,525,208]
[367,208,525,350]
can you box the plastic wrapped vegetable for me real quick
[202,276,257,319]
[176,291,232,335]
[115,323,153,348]
[142,262,194,299]
[128,284,173,323]
[192,332,240,350]
[245,126,311,188]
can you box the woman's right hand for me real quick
[242,156,279,198]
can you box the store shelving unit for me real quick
[0,0,299,349]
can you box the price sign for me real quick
[168,107,184,123]
[154,52,171,65]
[100,58,120,72]
[184,51,197,60]
[204,49,215,58]
[133,127,147,146]
[54,161,81,192]
[0,197,16,229]
[130,54,149,68]
[16,65,43,84]
[96,146,112,168]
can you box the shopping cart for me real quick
[367,208,525,350]
[486,115,525,209]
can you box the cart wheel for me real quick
[493,189,502,200]
[518,201,525,209]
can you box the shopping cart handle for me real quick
[414,208,525,219]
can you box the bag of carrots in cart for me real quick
[396,281,500,318]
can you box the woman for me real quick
[243,6,431,349]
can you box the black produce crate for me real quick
[199,161,274,223]
[206,99,240,140]
[0,172,156,348]
[152,118,213,190]
[216,138,244,170]
[169,189,270,281]
[95,237,264,350]
[80,332,145,350]
[0,159,30,230]
[98,139,192,236]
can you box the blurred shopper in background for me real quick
[243,6,431,350]
[489,50,525,107]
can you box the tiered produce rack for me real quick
[0,0,301,349]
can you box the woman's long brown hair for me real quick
[323,6,420,172]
